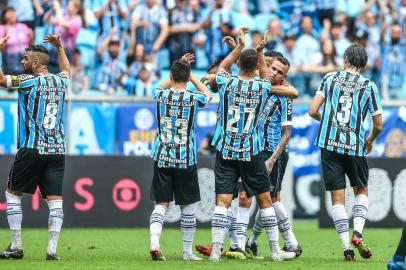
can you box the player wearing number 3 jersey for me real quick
[149,55,212,261]
[309,45,383,262]
[0,34,70,261]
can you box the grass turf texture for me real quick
[0,220,400,270]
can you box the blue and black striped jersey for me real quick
[7,73,68,154]
[315,70,382,156]
[212,71,272,160]
[152,88,209,168]
[258,95,292,152]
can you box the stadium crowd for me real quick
[0,0,405,99]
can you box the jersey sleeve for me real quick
[216,70,232,85]
[56,72,70,85]
[153,87,165,98]
[316,72,333,98]
[260,79,272,93]
[280,97,293,126]
[368,82,382,116]
[6,74,36,92]
[194,92,209,108]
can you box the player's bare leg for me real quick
[331,189,355,261]
[0,189,24,260]
[150,202,169,261]
[352,187,372,259]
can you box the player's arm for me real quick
[190,74,213,102]
[271,85,299,99]
[44,34,70,76]
[217,27,249,73]
[365,83,383,154]
[265,125,291,172]
[308,94,324,121]
[256,31,268,79]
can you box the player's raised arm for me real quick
[256,31,268,79]
[0,35,10,87]
[44,34,70,76]
[217,27,249,73]
[271,85,299,99]
[190,74,212,102]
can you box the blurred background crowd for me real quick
[0,0,404,100]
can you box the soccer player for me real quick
[0,34,70,260]
[308,44,383,261]
[208,28,298,262]
[244,55,302,259]
[149,54,213,261]
[388,226,406,270]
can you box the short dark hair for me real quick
[2,7,15,24]
[344,44,368,70]
[170,60,191,83]
[74,48,81,55]
[264,50,284,58]
[238,49,258,72]
[273,56,290,69]
[26,45,49,55]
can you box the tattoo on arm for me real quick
[271,126,291,160]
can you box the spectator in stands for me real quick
[200,0,235,64]
[126,43,158,95]
[251,30,262,49]
[129,0,169,61]
[321,21,351,63]
[275,35,300,85]
[133,65,158,96]
[71,48,89,95]
[0,7,33,75]
[313,0,337,25]
[8,0,42,30]
[265,18,283,51]
[380,23,406,99]
[336,0,365,38]
[303,39,339,74]
[43,0,85,67]
[168,0,200,66]
[353,27,380,83]
[96,31,127,95]
[295,15,320,96]
[93,0,127,40]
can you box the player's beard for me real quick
[23,65,34,74]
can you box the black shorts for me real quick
[320,148,368,191]
[150,163,200,205]
[215,152,270,198]
[8,148,65,198]
[262,151,289,197]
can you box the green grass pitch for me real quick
[0,220,400,270]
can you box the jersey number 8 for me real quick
[43,102,58,130]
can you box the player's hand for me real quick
[265,158,276,174]
[180,53,195,65]
[222,36,237,49]
[256,30,268,52]
[238,27,249,47]
[365,138,373,154]
[44,34,62,49]
[0,35,10,50]
[201,74,216,85]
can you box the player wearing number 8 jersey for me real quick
[0,34,70,261]
[309,45,383,262]
[149,54,212,261]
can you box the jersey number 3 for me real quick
[337,96,352,124]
